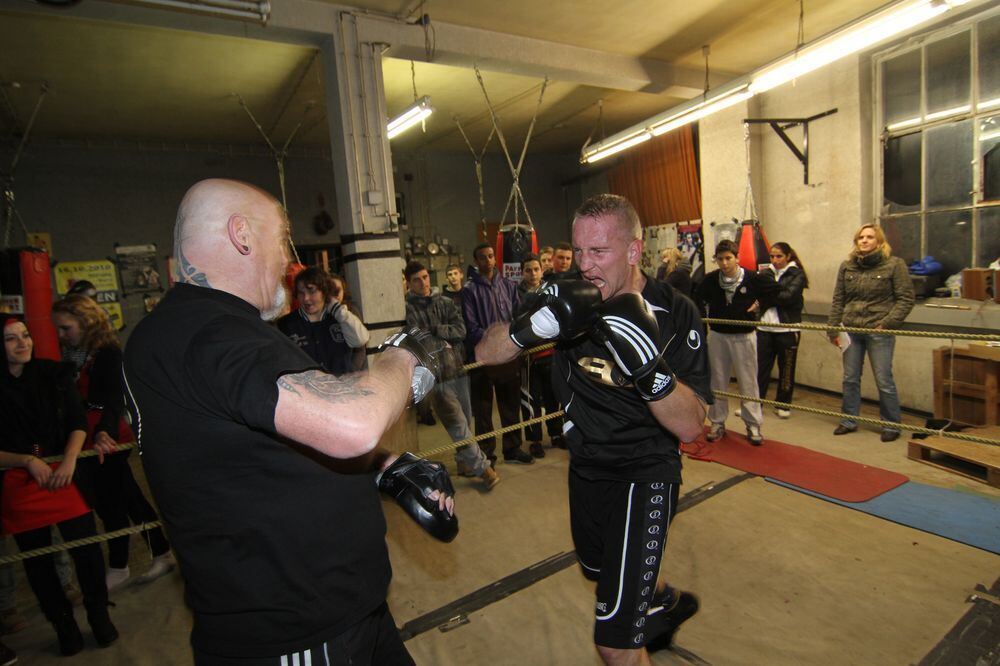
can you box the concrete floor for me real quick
[3,387,998,665]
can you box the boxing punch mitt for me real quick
[378,328,447,404]
[591,293,677,401]
[509,279,601,348]
[377,452,458,542]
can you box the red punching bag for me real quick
[20,249,60,360]
[495,224,538,281]
[735,220,771,272]
[285,262,306,311]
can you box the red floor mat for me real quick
[680,428,908,503]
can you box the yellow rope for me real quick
[701,318,1000,341]
[0,521,163,566]
[713,390,1000,446]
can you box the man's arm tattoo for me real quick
[279,370,375,403]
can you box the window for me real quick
[875,8,1000,276]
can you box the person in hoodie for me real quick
[277,267,370,376]
[827,224,914,442]
[462,243,533,466]
[755,243,808,420]
[404,261,499,490]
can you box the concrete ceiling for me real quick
[0,0,889,156]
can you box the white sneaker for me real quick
[706,423,726,442]
[775,408,791,419]
[136,552,176,585]
[106,566,130,592]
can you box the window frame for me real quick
[873,5,1000,271]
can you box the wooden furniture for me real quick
[908,426,1000,488]
[960,268,997,301]
[932,344,1000,426]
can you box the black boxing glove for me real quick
[591,293,677,401]
[378,328,447,404]
[509,279,602,348]
[376,452,458,542]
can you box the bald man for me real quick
[123,179,445,665]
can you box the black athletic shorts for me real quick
[569,469,679,650]
[192,603,414,666]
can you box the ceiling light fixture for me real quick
[387,96,433,140]
[580,0,973,164]
[583,132,651,164]
[111,0,270,22]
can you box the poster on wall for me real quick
[53,260,125,330]
[54,260,120,300]
[677,223,705,285]
[115,244,162,295]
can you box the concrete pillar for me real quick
[321,13,405,345]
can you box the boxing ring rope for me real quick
[3,321,998,564]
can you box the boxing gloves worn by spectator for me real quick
[377,452,458,542]
[591,293,677,401]
[509,279,602,348]
[378,327,447,403]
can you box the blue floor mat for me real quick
[768,478,1000,555]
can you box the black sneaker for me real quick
[503,448,534,464]
[52,612,83,656]
[528,442,545,459]
[87,608,119,648]
[0,639,16,666]
[646,591,700,653]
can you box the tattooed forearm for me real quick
[176,247,211,287]
[279,370,375,403]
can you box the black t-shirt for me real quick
[552,277,712,483]
[122,284,391,658]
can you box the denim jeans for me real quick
[840,333,901,432]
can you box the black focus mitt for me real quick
[376,452,458,542]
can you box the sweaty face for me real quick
[552,250,573,273]
[446,268,462,289]
[522,260,542,289]
[856,228,879,255]
[475,247,496,277]
[573,215,637,301]
[3,322,32,367]
[715,251,740,277]
[408,269,432,297]
[52,312,84,348]
[296,283,326,316]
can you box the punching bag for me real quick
[285,262,306,311]
[0,248,60,360]
[495,224,538,281]
[735,220,771,272]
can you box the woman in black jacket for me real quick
[756,243,808,419]
[0,317,118,655]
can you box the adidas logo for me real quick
[651,372,672,394]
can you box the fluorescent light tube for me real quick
[750,0,949,94]
[583,132,651,164]
[387,96,433,139]
[650,90,754,136]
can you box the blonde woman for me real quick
[827,224,914,442]
[656,247,692,296]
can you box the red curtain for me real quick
[607,125,702,226]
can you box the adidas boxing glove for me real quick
[591,293,677,401]
[509,279,601,348]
